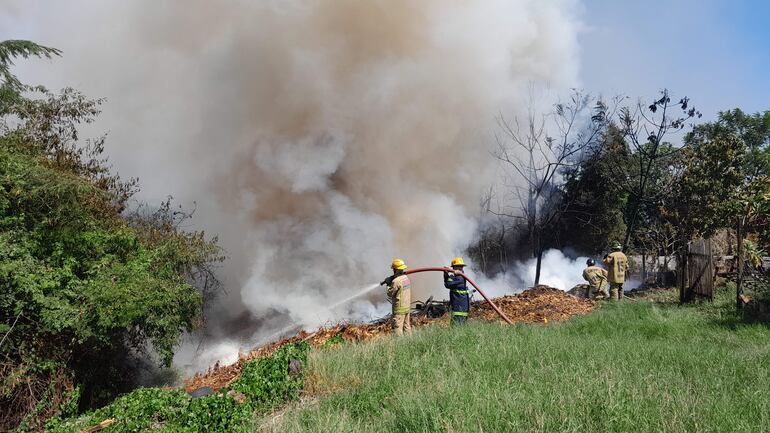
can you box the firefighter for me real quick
[382,258,412,335]
[603,241,629,301]
[582,258,609,299]
[444,257,471,325]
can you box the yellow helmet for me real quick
[391,258,407,270]
[450,257,466,267]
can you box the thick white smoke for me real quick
[470,250,590,297]
[3,1,584,370]
[513,249,590,291]
[474,249,642,300]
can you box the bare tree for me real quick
[492,89,605,286]
[470,186,510,275]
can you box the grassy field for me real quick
[262,288,770,433]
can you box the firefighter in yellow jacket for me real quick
[582,258,610,299]
[603,241,628,301]
[381,258,412,335]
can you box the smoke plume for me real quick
[3,1,584,370]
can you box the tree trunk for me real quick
[641,252,647,286]
[679,235,689,304]
[534,248,543,287]
[679,250,687,303]
[498,224,507,274]
[736,218,745,310]
[622,221,634,252]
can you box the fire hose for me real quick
[404,267,513,325]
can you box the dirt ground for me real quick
[184,287,595,392]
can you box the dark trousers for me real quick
[449,291,469,325]
[451,315,467,325]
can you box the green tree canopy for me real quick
[0,40,61,114]
[670,109,770,248]
[0,40,222,431]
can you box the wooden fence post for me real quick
[736,218,744,310]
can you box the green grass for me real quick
[264,288,770,433]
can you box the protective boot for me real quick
[600,282,610,299]
[610,283,623,301]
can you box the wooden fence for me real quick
[682,238,715,301]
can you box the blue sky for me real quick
[579,0,770,119]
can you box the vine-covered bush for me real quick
[45,343,310,433]
[0,40,222,431]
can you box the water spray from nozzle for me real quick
[251,282,382,348]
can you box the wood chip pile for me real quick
[184,286,594,392]
[473,286,595,323]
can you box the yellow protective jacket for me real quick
[387,274,411,315]
[603,251,628,284]
[582,265,608,289]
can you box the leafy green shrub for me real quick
[45,388,188,433]
[0,40,223,430]
[167,394,252,433]
[743,239,766,270]
[323,334,344,348]
[45,343,310,433]
[228,342,309,411]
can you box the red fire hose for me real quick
[404,267,513,325]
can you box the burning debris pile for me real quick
[184,287,594,392]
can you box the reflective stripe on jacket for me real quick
[444,271,470,315]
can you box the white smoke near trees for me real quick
[2,0,584,371]
[512,249,590,290]
[468,250,588,297]
[474,249,642,301]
